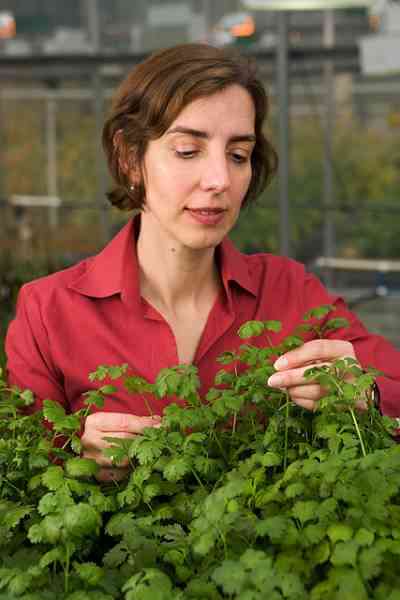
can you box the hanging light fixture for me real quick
[242,1,374,10]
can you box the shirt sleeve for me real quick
[303,271,400,419]
[5,284,67,411]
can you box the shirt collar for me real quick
[69,215,258,303]
[218,236,258,298]
[68,216,141,307]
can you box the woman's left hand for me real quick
[267,339,367,411]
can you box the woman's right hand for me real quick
[81,411,162,482]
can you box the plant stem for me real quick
[212,432,229,466]
[349,408,367,457]
[191,468,206,490]
[284,393,290,470]
[232,412,237,437]
[4,478,24,497]
[142,394,154,417]
[64,545,71,593]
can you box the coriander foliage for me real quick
[0,305,399,599]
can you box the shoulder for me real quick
[240,251,330,308]
[244,251,309,282]
[17,258,94,305]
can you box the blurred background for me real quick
[0,0,399,356]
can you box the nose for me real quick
[201,153,230,194]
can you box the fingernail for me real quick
[268,374,283,388]
[274,356,288,370]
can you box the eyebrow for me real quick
[167,126,256,144]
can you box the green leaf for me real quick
[39,547,63,568]
[103,542,128,568]
[28,473,44,491]
[20,389,35,406]
[312,541,330,565]
[65,457,99,479]
[135,440,163,466]
[155,365,200,403]
[163,458,191,482]
[216,351,238,365]
[256,516,288,542]
[124,375,154,394]
[192,530,218,556]
[238,321,266,339]
[64,503,101,537]
[38,492,58,516]
[302,304,334,321]
[9,572,32,595]
[212,560,246,595]
[66,591,115,600]
[214,370,236,386]
[282,335,304,350]
[323,317,350,332]
[331,540,359,566]
[28,514,63,544]
[83,390,105,409]
[88,364,128,382]
[261,451,282,467]
[304,523,326,545]
[359,546,383,580]
[98,384,117,395]
[42,399,66,423]
[327,523,353,543]
[184,432,207,448]
[292,500,319,525]
[122,569,173,598]
[2,505,32,529]
[42,466,65,490]
[264,320,282,333]
[285,482,305,499]
[355,528,374,547]
[71,435,82,454]
[73,562,104,586]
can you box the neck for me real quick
[136,217,221,313]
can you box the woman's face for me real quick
[138,84,256,252]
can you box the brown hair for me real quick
[102,43,278,210]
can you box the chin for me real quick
[183,233,224,251]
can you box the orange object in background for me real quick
[231,16,256,38]
[0,12,16,39]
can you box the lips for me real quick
[185,207,226,226]
[187,208,225,214]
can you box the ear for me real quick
[113,129,138,177]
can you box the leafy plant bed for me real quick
[0,306,399,600]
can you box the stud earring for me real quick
[129,184,135,192]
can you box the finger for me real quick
[96,466,130,482]
[288,384,324,402]
[268,366,328,389]
[290,396,318,412]
[356,400,368,412]
[86,412,161,434]
[274,340,355,371]
[291,394,368,414]
[81,430,136,451]
[82,448,130,468]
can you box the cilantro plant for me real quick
[0,305,400,599]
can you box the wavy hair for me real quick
[102,43,278,210]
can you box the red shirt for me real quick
[5,217,400,418]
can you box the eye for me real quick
[175,149,198,159]
[230,151,250,164]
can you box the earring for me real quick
[129,184,135,192]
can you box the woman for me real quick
[5,43,400,481]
